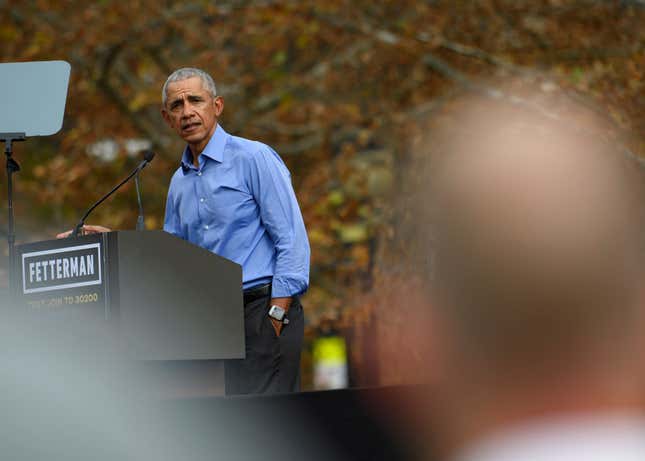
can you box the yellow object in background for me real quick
[312,335,348,390]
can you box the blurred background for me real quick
[0,0,643,390]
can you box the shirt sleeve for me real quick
[163,178,184,239]
[247,145,310,298]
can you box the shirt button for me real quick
[200,197,205,203]
[197,171,202,176]
[204,225,209,230]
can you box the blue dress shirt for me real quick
[163,124,310,298]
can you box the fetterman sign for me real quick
[14,235,107,313]
[21,242,101,294]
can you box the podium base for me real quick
[136,360,226,399]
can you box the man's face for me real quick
[161,76,223,154]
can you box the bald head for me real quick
[426,101,645,373]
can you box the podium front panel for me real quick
[110,231,245,361]
[13,234,109,318]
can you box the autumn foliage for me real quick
[1,1,643,387]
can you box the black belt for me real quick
[243,283,272,304]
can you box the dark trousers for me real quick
[225,292,304,395]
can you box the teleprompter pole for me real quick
[1,132,25,292]
[0,61,72,299]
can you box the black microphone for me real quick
[70,151,156,237]
[134,151,155,230]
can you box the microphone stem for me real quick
[71,160,147,237]
[135,172,145,231]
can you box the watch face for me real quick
[269,305,285,321]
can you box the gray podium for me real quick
[13,230,245,397]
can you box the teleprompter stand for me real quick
[0,133,24,286]
[0,61,71,288]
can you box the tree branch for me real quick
[274,132,324,156]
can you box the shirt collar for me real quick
[180,124,228,173]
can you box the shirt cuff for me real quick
[271,275,308,298]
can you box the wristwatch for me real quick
[268,305,290,324]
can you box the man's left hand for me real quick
[269,297,291,337]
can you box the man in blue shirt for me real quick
[161,67,310,394]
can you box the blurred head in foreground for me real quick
[421,95,645,459]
